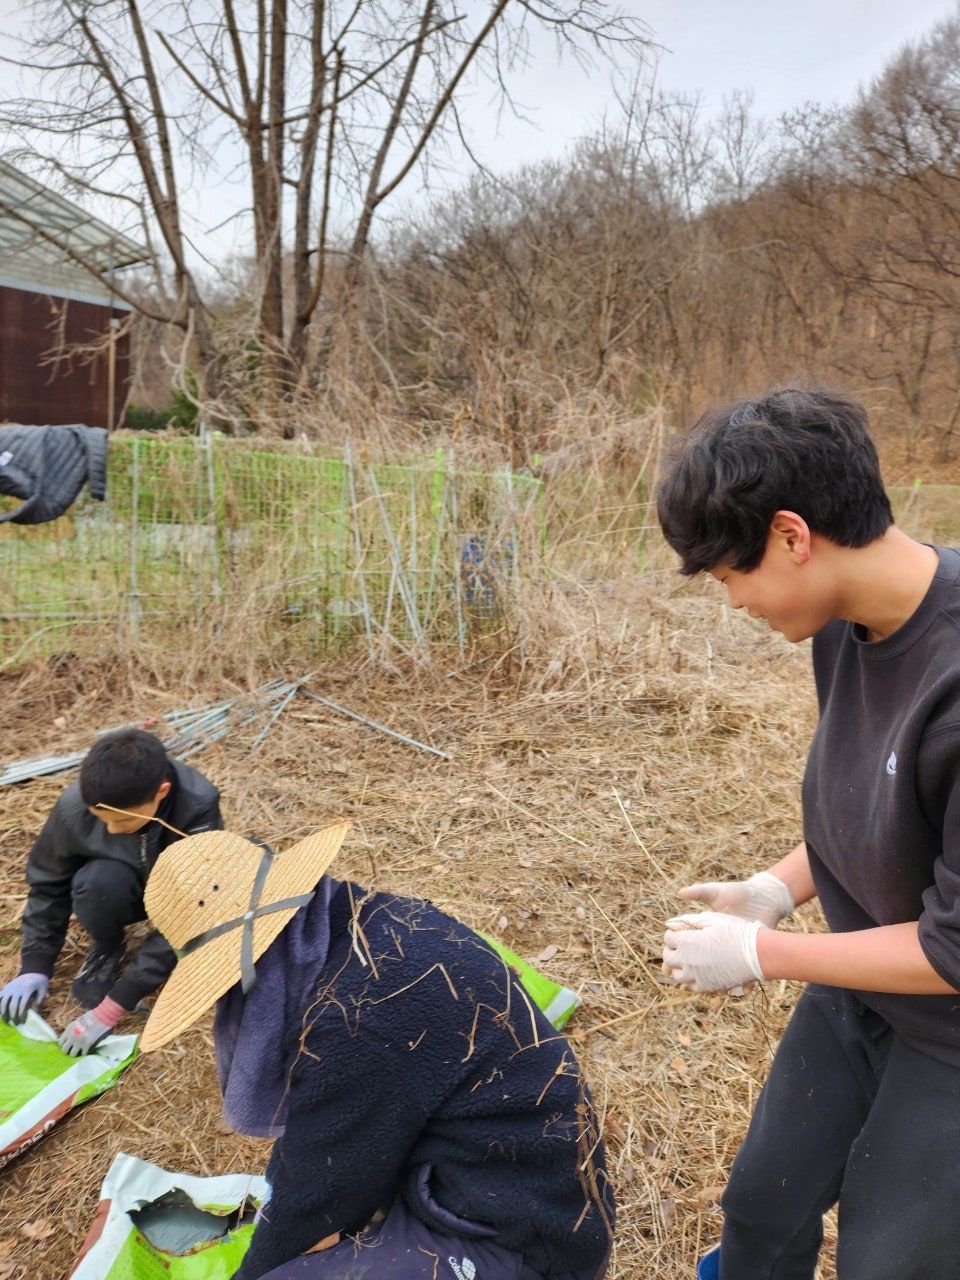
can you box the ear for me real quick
[769,510,811,564]
[154,779,173,804]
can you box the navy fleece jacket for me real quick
[235,882,614,1280]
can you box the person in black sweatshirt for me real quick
[0,728,222,1053]
[139,825,615,1280]
[656,387,960,1280]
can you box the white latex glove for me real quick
[663,911,767,993]
[678,871,795,928]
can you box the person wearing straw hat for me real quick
[0,728,222,1054]
[656,387,960,1280]
[139,823,615,1280]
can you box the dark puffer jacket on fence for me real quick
[0,423,109,524]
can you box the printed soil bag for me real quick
[69,1152,268,1279]
[478,932,582,1028]
[0,1011,137,1171]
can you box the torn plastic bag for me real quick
[0,1011,137,1171]
[69,1152,268,1279]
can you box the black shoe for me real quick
[71,942,125,1008]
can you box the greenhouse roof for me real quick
[0,159,148,307]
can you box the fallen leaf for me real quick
[306,1233,341,1253]
[660,1196,676,1228]
[574,905,586,920]
[677,1031,691,1047]
[532,944,559,964]
[696,1184,726,1203]
[53,716,67,730]
[670,1055,687,1075]
[604,1116,628,1143]
[22,1221,54,1241]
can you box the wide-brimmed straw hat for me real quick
[140,821,351,1053]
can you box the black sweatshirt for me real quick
[235,882,614,1280]
[804,545,960,1063]
[19,759,222,1009]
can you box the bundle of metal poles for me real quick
[0,675,449,789]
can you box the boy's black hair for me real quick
[79,728,170,809]
[656,387,894,576]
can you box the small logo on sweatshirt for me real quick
[886,751,897,776]
[448,1257,477,1280]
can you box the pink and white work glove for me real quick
[58,996,125,1057]
[663,911,767,993]
[678,871,795,929]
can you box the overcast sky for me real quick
[460,0,960,175]
[2,0,959,263]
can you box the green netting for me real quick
[888,483,960,546]
[0,436,647,664]
[3,441,957,669]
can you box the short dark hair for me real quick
[79,729,170,809]
[656,387,894,575]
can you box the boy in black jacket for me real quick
[0,728,222,1053]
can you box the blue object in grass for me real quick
[460,535,515,613]
[697,1245,720,1279]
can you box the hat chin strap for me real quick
[174,841,316,993]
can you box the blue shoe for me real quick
[697,1245,720,1280]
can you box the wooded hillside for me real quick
[325,15,960,478]
[7,3,958,478]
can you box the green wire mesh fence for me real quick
[0,434,650,668]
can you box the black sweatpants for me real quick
[718,984,960,1280]
[71,858,147,950]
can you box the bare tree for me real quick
[0,0,649,422]
[839,14,960,459]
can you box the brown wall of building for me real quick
[0,285,131,429]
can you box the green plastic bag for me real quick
[478,932,582,1028]
[69,1153,268,1280]
[0,1011,137,1171]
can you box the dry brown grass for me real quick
[0,569,835,1280]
